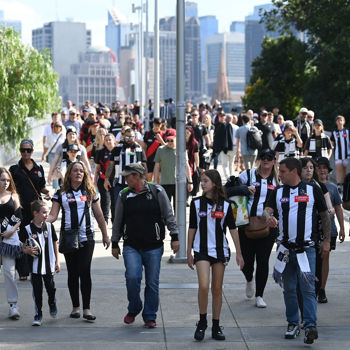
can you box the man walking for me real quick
[263,157,331,344]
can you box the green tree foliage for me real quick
[243,35,308,119]
[262,0,350,128]
[0,27,61,147]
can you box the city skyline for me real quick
[0,0,272,46]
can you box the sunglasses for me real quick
[167,139,175,143]
[124,135,134,140]
[20,148,33,153]
[261,114,268,117]
[54,125,62,128]
[261,155,274,161]
[191,114,199,117]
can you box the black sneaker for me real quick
[304,326,318,344]
[49,303,58,318]
[32,314,43,326]
[285,323,300,339]
[194,322,207,341]
[212,326,225,341]
[318,289,328,303]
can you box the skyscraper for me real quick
[185,1,198,18]
[245,4,279,84]
[105,8,130,61]
[206,32,245,101]
[230,21,245,34]
[32,21,91,101]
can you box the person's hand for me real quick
[248,186,256,195]
[112,247,121,259]
[319,240,330,259]
[1,229,15,239]
[187,183,193,193]
[237,151,241,158]
[23,245,38,255]
[187,251,194,270]
[104,179,111,191]
[43,193,51,201]
[236,253,244,270]
[328,208,335,217]
[339,228,345,243]
[266,216,278,228]
[41,154,46,162]
[103,235,110,249]
[55,262,61,273]
[171,240,180,254]
[47,175,52,185]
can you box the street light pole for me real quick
[144,0,149,131]
[169,0,186,263]
[154,0,160,119]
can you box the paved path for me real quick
[0,143,350,349]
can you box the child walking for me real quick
[187,169,244,341]
[22,200,60,326]
[0,168,23,319]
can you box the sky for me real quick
[0,0,272,46]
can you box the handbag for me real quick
[59,203,87,254]
[244,216,270,239]
[229,195,249,227]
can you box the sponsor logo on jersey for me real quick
[280,197,289,203]
[295,195,309,202]
[198,211,207,217]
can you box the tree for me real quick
[0,27,61,147]
[263,0,350,128]
[242,35,308,119]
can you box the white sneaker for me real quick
[8,304,20,320]
[246,280,254,299]
[256,296,267,308]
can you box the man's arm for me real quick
[111,194,125,259]
[153,162,160,184]
[319,210,331,258]
[334,204,345,242]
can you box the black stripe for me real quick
[296,182,307,247]
[43,224,51,273]
[250,171,261,216]
[215,199,225,260]
[199,198,208,254]
[68,191,79,229]
[281,186,290,243]
[345,131,349,158]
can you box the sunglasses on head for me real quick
[20,148,33,153]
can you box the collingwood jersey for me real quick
[273,136,300,162]
[331,129,350,161]
[239,169,277,216]
[110,142,146,185]
[266,181,327,244]
[24,223,57,275]
[189,196,236,259]
[52,189,99,242]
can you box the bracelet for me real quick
[188,182,193,184]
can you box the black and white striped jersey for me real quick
[304,133,332,159]
[189,196,236,259]
[330,129,350,161]
[266,181,327,243]
[24,223,57,275]
[52,189,99,242]
[110,142,147,185]
[273,136,300,162]
[239,169,277,216]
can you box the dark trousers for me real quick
[31,273,56,316]
[239,229,275,297]
[64,240,95,310]
[97,178,115,223]
[162,184,176,210]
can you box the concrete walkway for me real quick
[0,144,350,349]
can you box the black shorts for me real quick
[330,236,337,251]
[193,251,230,266]
[146,159,155,173]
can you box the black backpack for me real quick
[246,126,262,150]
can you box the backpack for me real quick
[246,126,262,150]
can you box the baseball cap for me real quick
[164,128,176,140]
[299,107,308,114]
[313,119,323,126]
[316,157,332,172]
[120,163,146,177]
[259,148,276,159]
[67,144,79,152]
[66,126,77,134]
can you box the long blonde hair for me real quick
[255,160,280,186]
[62,162,96,199]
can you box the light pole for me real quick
[154,0,160,119]
[144,0,149,131]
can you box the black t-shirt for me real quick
[192,124,208,150]
[95,147,113,181]
[256,122,276,150]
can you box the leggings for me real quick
[239,228,275,297]
[97,177,115,223]
[64,240,95,309]
[31,273,56,316]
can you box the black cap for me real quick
[259,148,276,159]
[314,119,323,126]
[316,157,332,172]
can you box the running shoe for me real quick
[194,322,207,341]
[256,296,267,308]
[212,326,225,341]
[49,302,58,318]
[32,314,43,326]
[246,280,254,299]
[8,304,20,320]
[304,326,318,344]
[285,323,300,339]
[144,320,157,328]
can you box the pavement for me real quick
[1,144,350,349]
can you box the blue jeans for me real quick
[123,245,163,322]
[282,247,317,328]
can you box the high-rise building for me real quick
[68,46,120,107]
[230,21,245,34]
[245,4,279,84]
[199,15,218,92]
[32,21,91,101]
[185,1,198,18]
[0,10,22,36]
[105,8,131,61]
[206,32,245,101]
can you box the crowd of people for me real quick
[0,98,350,346]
